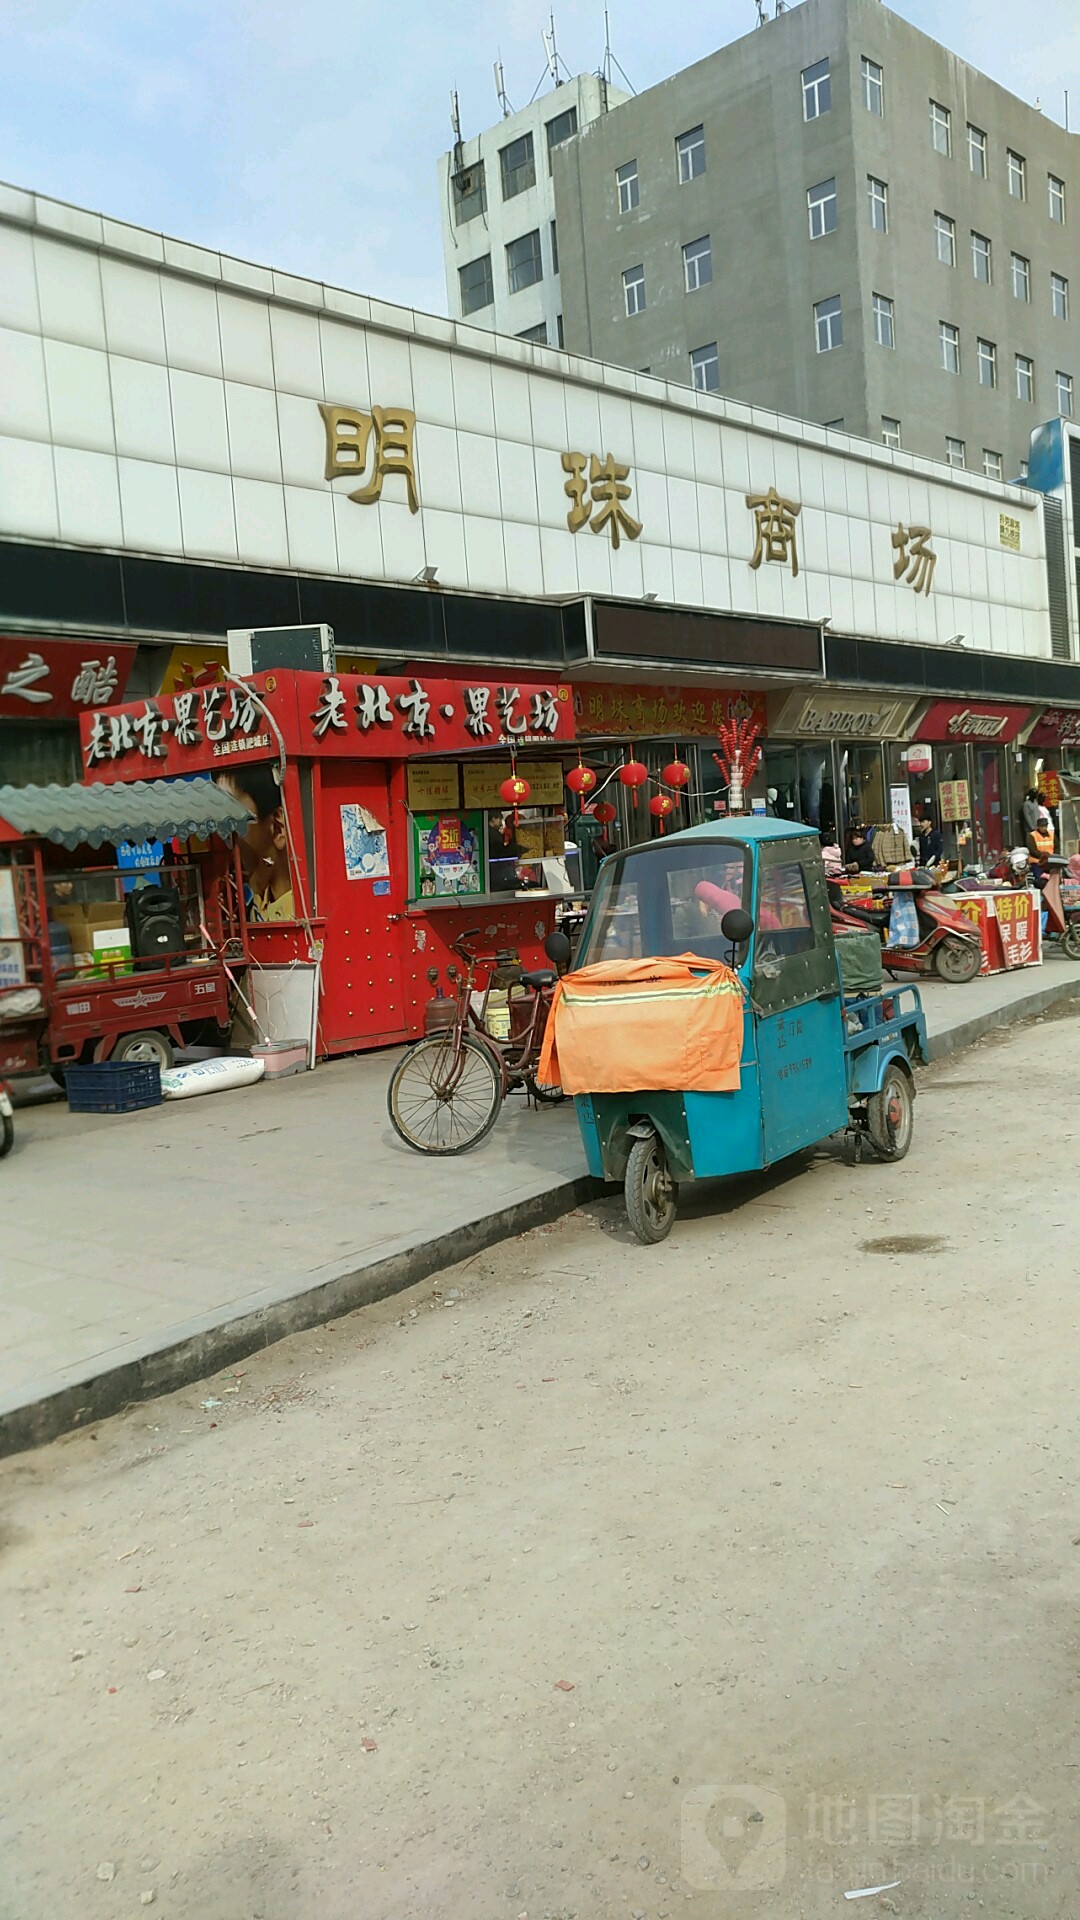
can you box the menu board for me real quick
[462,760,565,810]
[407,763,461,810]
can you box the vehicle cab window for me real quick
[580,841,750,965]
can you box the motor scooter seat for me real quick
[520,967,557,990]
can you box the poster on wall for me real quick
[412,812,484,898]
[340,804,390,882]
[889,785,913,845]
[0,869,17,941]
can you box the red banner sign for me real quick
[993,889,1040,968]
[0,636,136,722]
[575,682,766,739]
[79,670,575,781]
[1027,707,1080,748]
[917,700,1032,744]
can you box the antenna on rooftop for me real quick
[450,89,464,171]
[600,4,637,96]
[493,57,513,118]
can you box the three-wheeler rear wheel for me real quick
[624,1133,679,1244]
[866,1065,914,1160]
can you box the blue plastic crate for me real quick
[65,1059,162,1114]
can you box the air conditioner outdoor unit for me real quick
[227,625,336,675]
[456,169,477,196]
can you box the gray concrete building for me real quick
[550,0,1078,480]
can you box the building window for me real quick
[930,100,951,155]
[861,56,884,115]
[500,132,536,201]
[623,263,646,316]
[545,105,578,169]
[1016,353,1035,401]
[824,418,845,430]
[1052,272,1069,321]
[557,313,564,348]
[872,291,895,348]
[683,234,713,291]
[807,177,838,239]
[882,416,902,448]
[802,58,831,120]
[968,124,987,175]
[977,337,997,387]
[616,159,639,213]
[983,449,1003,480]
[452,160,487,226]
[1049,173,1066,224]
[814,293,842,352]
[1007,149,1026,199]
[946,436,966,467]
[691,342,720,392]
[935,212,956,265]
[1019,459,1029,480]
[458,253,494,315]
[550,219,559,275]
[517,322,548,344]
[1057,370,1074,416]
[867,175,888,232]
[506,229,543,294]
[940,321,961,374]
[971,232,991,283]
[676,125,706,182]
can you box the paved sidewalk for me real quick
[3,954,1078,1453]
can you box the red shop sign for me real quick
[0,635,136,722]
[1027,707,1080,748]
[79,669,575,782]
[917,699,1032,744]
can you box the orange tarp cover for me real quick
[537,953,744,1096]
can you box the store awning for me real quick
[0,778,252,850]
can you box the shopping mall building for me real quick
[3,179,1080,1044]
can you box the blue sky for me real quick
[2,0,1076,316]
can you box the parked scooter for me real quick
[0,1080,13,1158]
[830,870,982,984]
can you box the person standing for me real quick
[1020,788,1042,837]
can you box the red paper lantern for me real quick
[591,800,617,825]
[649,792,676,833]
[499,774,531,807]
[565,763,597,796]
[619,758,649,808]
[662,759,691,789]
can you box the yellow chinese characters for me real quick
[562,452,643,549]
[746,487,801,577]
[891,522,936,595]
[319,402,420,514]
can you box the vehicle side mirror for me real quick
[720,908,754,946]
[544,929,572,971]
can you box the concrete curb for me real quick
[923,973,1080,1060]
[0,1173,599,1460]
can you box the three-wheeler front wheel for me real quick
[624,1133,679,1244]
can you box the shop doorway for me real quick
[762,744,836,837]
[317,761,411,1053]
[974,749,1006,863]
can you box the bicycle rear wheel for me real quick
[387,1033,502,1154]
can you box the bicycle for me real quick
[387,929,564,1154]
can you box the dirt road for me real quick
[3,1014,1079,1919]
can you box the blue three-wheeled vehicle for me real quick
[562,819,927,1244]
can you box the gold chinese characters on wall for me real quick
[319,402,420,513]
[562,452,643,547]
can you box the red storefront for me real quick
[912,700,1033,862]
[78,666,576,1057]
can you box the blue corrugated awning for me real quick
[0,779,252,850]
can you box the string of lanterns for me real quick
[564,750,698,836]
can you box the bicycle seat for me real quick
[519,967,557,990]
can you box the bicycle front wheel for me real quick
[387,1033,502,1154]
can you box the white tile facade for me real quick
[0,192,1054,661]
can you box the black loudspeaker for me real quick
[126,885,186,961]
